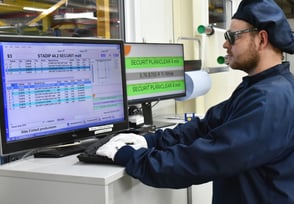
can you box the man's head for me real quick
[232,0,294,54]
[223,0,294,75]
[224,19,261,74]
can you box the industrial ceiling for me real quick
[0,0,120,37]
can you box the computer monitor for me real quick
[0,35,128,156]
[124,42,186,128]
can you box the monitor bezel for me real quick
[124,42,186,105]
[0,35,129,155]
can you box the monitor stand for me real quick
[141,102,176,130]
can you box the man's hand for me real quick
[96,133,147,160]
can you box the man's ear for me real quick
[258,30,269,47]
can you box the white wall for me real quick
[124,0,176,118]
[191,0,244,113]
[124,0,174,43]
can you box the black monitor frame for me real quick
[0,35,129,155]
[124,42,186,127]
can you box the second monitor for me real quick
[124,42,186,128]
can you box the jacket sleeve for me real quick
[114,86,294,188]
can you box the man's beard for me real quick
[230,42,259,74]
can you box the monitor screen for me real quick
[124,42,186,127]
[0,35,128,155]
[124,42,186,104]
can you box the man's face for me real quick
[223,19,259,74]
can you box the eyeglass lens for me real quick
[224,28,258,45]
[224,32,234,44]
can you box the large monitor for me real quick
[124,42,186,128]
[0,35,128,156]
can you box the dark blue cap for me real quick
[232,0,294,54]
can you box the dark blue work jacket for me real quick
[115,62,294,204]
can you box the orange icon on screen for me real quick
[124,44,131,56]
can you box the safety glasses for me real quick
[224,28,258,45]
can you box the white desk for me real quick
[0,154,187,204]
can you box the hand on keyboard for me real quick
[96,133,147,160]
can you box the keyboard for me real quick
[77,133,115,164]
[77,128,149,165]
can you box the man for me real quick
[97,0,294,203]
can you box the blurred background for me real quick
[0,0,124,38]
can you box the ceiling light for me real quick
[23,7,46,12]
[64,12,97,20]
